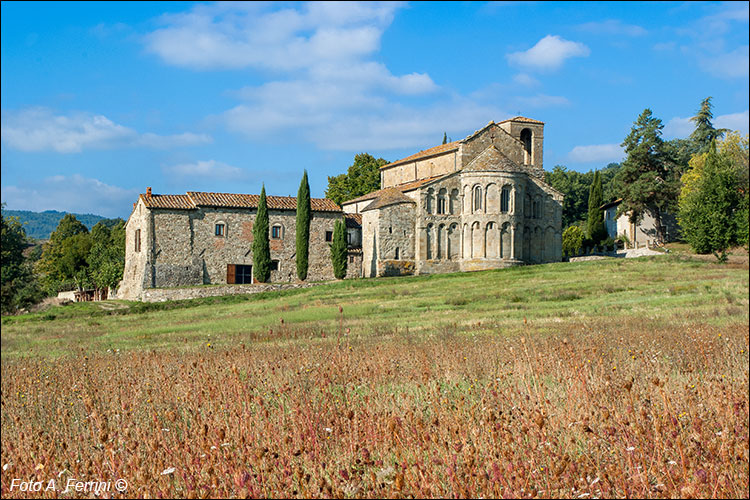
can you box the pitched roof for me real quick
[499,116,545,124]
[462,145,521,172]
[361,188,416,212]
[381,141,460,170]
[600,198,623,210]
[342,174,451,205]
[344,213,362,228]
[140,191,341,212]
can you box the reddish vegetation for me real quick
[2,322,748,498]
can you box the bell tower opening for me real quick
[520,128,532,165]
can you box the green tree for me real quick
[88,220,125,295]
[678,141,742,259]
[587,171,608,244]
[330,219,347,279]
[1,206,43,313]
[545,163,621,228]
[253,185,271,283]
[37,214,90,294]
[325,153,387,205]
[442,132,448,145]
[616,109,680,243]
[562,226,585,257]
[296,171,311,281]
[690,97,728,154]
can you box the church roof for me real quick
[499,116,545,124]
[343,174,450,205]
[462,145,522,172]
[380,141,460,170]
[361,188,416,212]
[140,191,341,212]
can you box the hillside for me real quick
[1,209,115,240]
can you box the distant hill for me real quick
[1,209,121,240]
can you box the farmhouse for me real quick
[117,190,362,300]
[342,117,564,277]
[602,199,679,248]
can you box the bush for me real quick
[562,226,585,257]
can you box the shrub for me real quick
[562,226,585,257]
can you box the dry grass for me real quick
[2,319,748,498]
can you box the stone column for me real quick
[510,224,516,260]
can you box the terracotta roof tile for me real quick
[343,174,450,206]
[362,188,416,212]
[140,191,341,212]
[381,141,460,170]
[344,213,362,227]
[499,116,545,124]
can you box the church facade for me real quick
[341,117,564,277]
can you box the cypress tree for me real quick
[253,185,271,283]
[587,170,607,245]
[296,171,311,280]
[330,219,347,279]
[442,132,448,145]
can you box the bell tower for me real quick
[498,117,544,175]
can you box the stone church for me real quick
[341,117,564,277]
[118,116,562,298]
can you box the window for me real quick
[228,264,253,284]
[270,260,279,271]
[215,223,225,237]
[325,231,333,242]
[346,232,351,244]
[520,128,532,165]
[134,229,141,252]
[501,187,510,213]
[349,255,355,263]
[437,197,447,214]
[395,247,400,260]
[271,225,282,239]
[532,201,538,219]
[473,186,482,212]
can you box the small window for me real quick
[215,223,225,237]
[271,225,282,239]
[389,226,392,234]
[473,186,482,212]
[395,247,400,260]
[346,232,351,244]
[437,197,446,214]
[270,260,279,271]
[501,187,510,213]
[134,229,141,252]
[325,231,333,242]
[349,255,355,263]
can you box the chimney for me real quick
[146,186,152,198]
[133,202,136,209]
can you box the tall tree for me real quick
[1,206,42,313]
[37,214,90,294]
[690,97,727,154]
[616,109,680,243]
[678,140,742,259]
[325,153,388,205]
[88,220,126,296]
[296,171,311,281]
[442,132,448,145]
[587,170,608,244]
[330,219,347,279]
[253,185,271,283]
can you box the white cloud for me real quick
[163,160,246,180]
[0,108,211,153]
[715,110,749,134]
[576,19,647,37]
[697,45,749,79]
[0,175,138,218]
[512,73,541,87]
[663,110,749,138]
[567,144,624,163]
[507,35,590,71]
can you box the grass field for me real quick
[1,254,748,498]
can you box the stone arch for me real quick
[437,188,447,215]
[426,188,435,215]
[437,224,445,259]
[525,194,532,218]
[448,223,459,260]
[532,226,542,263]
[463,185,471,214]
[450,188,460,215]
[471,221,483,258]
[501,185,511,213]
[520,128,532,165]
[486,221,499,258]
[522,226,531,262]
[473,185,483,213]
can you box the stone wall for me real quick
[381,149,458,188]
[119,199,153,300]
[139,282,321,302]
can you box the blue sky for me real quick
[1,1,748,218]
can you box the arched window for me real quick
[532,201,538,219]
[520,128,532,165]
[501,186,511,213]
[473,185,483,212]
[437,188,447,214]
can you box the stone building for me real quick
[118,189,361,300]
[342,117,564,277]
[602,199,679,248]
